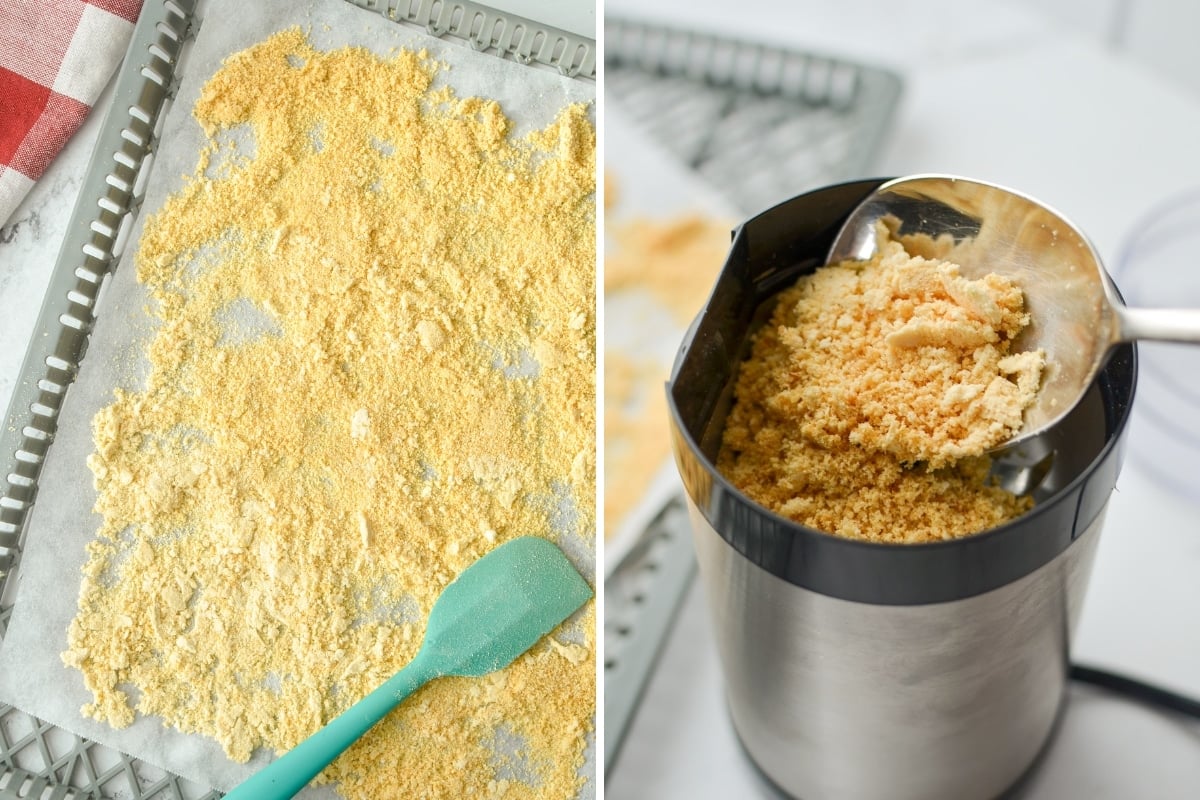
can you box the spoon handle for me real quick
[223,651,437,800]
[1117,306,1200,344]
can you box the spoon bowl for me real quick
[828,174,1200,448]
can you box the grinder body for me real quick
[667,180,1137,800]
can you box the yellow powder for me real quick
[602,213,730,535]
[718,222,1043,543]
[605,214,732,325]
[603,353,669,533]
[63,29,594,800]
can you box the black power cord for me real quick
[1070,664,1200,721]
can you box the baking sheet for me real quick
[603,104,735,569]
[0,0,594,794]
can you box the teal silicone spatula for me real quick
[223,535,592,800]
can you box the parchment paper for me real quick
[0,0,594,794]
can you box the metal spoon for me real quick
[827,174,1200,449]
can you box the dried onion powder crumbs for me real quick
[64,28,595,800]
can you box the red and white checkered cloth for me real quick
[0,0,143,225]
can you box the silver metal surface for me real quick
[988,433,1056,497]
[688,504,1106,800]
[826,174,1200,449]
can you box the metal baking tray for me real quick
[606,16,900,215]
[602,16,901,775]
[0,2,593,797]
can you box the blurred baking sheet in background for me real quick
[606,17,900,217]
[602,16,900,773]
[0,0,594,797]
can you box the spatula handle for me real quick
[223,652,436,799]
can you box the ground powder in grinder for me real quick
[718,221,1044,543]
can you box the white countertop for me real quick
[604,1,1200,798]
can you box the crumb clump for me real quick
[718,221,1044,542]
[63,28,594,800]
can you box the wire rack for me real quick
[0,2,594,797]
[602,17,901,776]
[605,17,900,215]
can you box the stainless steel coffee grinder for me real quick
[667,179,1137,800]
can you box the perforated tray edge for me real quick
[0,2,206,796]
[604,15,901,215]
[345,0,596,78]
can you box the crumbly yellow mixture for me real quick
[603,213,730,535]
[63,29,595,799]
[605,214,732,325]
[603,353,669,534]
[718,223,1043,542]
